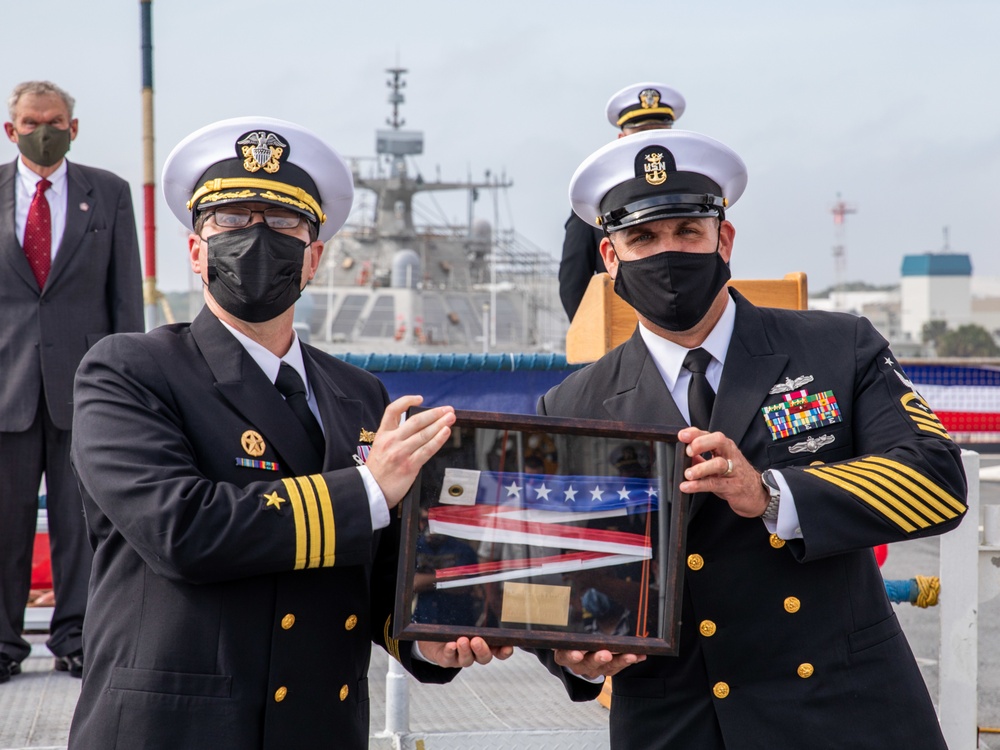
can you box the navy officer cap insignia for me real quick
[237,130,287,174]
[569,130,747,232]
[162,116,354,242]
[606,82,686,129]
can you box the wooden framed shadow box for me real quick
[393,410,690,656]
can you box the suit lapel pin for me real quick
[79,202,89,212]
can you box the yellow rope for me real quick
[914,575,940,608]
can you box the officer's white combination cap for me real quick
[605,82,686,129]
[569,130,747,231]
[162,116,354,242]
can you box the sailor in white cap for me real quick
[68,117,509,750]
[539,130,966,750]
[605,82,687,132]
[560,82,687,321]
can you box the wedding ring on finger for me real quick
[722,459,734,477]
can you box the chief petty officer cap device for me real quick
[162,116,354,243]
[606,82,687,129]
[569,129,747,232]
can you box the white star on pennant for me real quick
[647,486,658,499]
[617,486,631,501]
[505,480,522,499]
[535,483,552,501]
[563,486,578,502]
[590,486,604,502]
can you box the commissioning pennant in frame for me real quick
[426,468,657,590]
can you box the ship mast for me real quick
[356,68,509,241]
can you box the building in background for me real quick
[810,251,1000,356]
[900,253,973,343]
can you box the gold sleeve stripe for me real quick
[903,406,950,434]
[310,474,336,567]
[295,477,323,569]
[804,467,918,532]
[281,477,309,570]
[862,456,965,514]
[902,395,941,422]
[908,420,951,440]
[818,466,932,528]
[902,393,952,439]
[907,414,949,435]
[834,464,947,525]
[384,616,401,662]
[849,459,959,520]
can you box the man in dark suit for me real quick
[540,130,968,748]
[0,81,143,684]
[559,82,685,321]
[68,117,509,750]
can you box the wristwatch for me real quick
[759,470,781,523]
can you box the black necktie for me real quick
[683,348,715,430]
[275,362,326,456]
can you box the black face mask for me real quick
[612,247,731,332]
[205,223,307,323]
[16,124,72,167]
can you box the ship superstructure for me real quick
[302,68,566,353]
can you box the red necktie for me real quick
[23,178,53,289]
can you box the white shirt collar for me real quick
[218,320,311,398]
[16,156,68,195]
[638,292,736,392]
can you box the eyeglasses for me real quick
[207,206,305,230]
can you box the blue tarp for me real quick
[377,370,571,414]
[335,353,581,414]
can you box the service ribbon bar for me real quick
[235,457,280,471]
[762,389,842,441]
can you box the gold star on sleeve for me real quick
[264,491,287,510]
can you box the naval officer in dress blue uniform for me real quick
[559,82,686,321]
[540,129,967,749]
[68,117,510,750]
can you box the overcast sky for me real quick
[5,0,998,293]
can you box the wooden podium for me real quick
[566,272,808,364]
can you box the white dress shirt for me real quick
[637,296,802,539]
[15,157,69,257]
[220,321,390,531]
